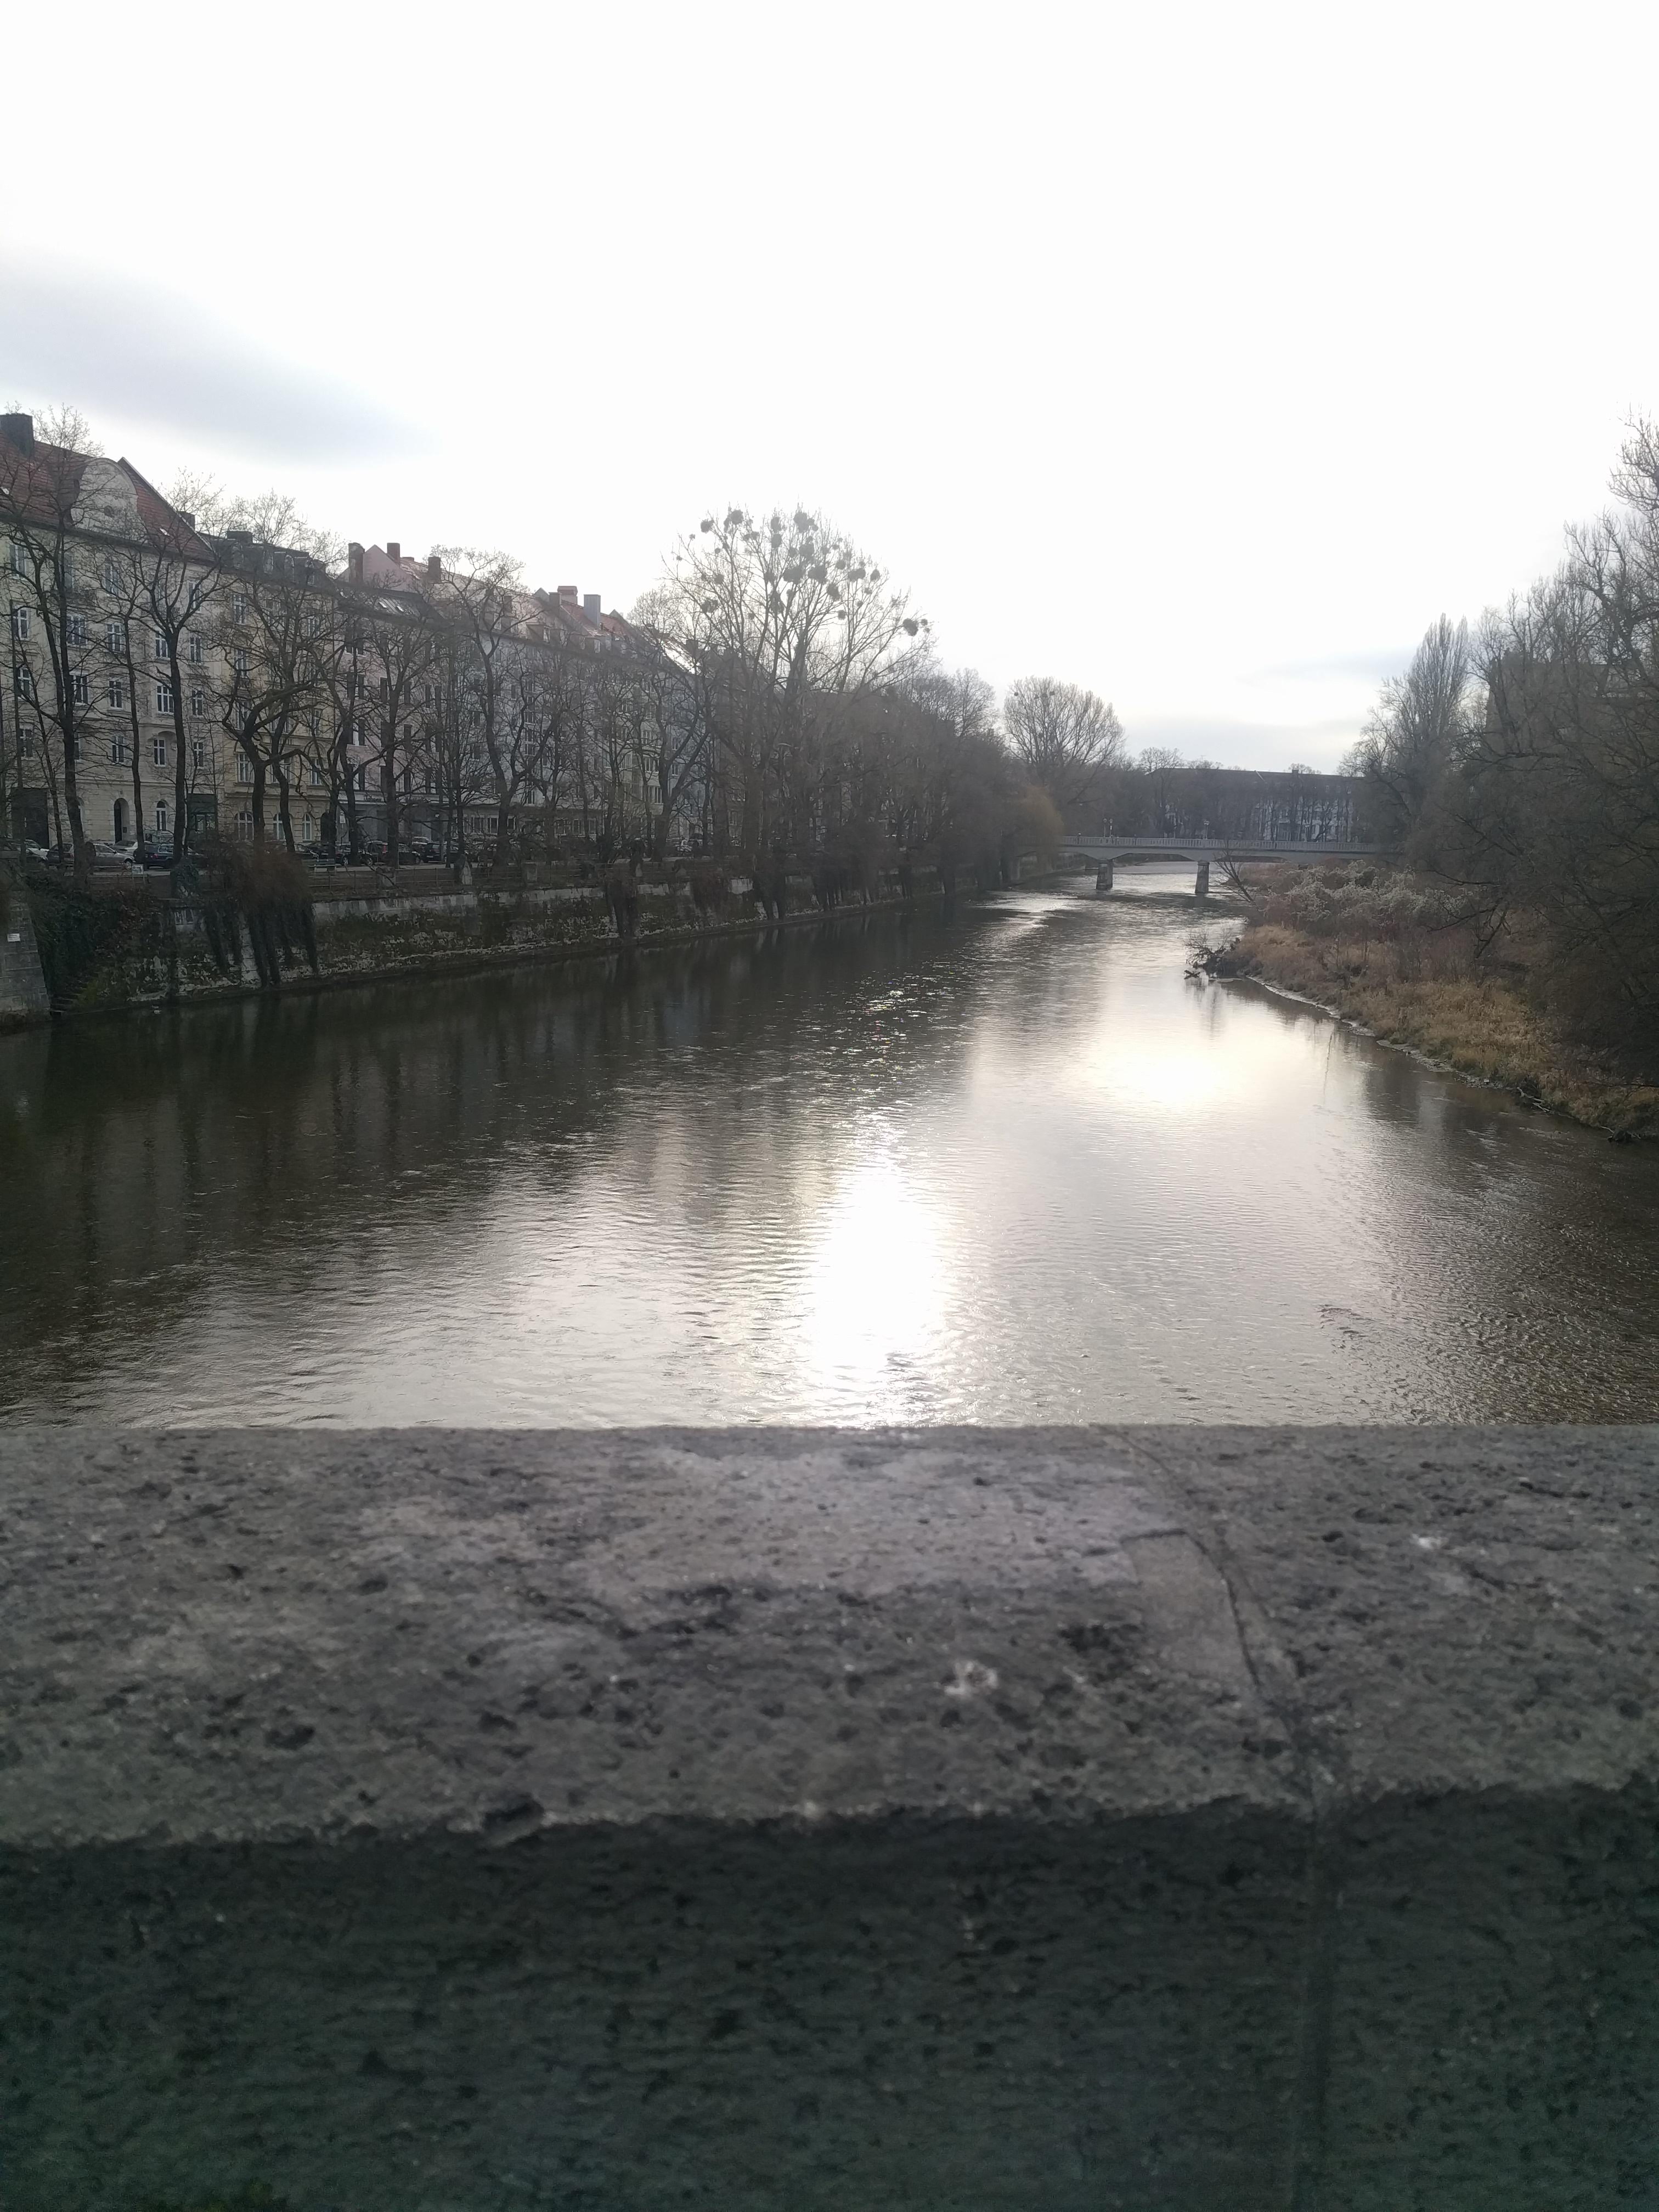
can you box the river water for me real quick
[3,872,1657,1427]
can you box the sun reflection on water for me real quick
[802,1137,947,1406]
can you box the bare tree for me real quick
[628,586,710,859]
[656,506,925,863]
[354,585,437,867]
[0,408,106,879]
[1344,615,1471,849]
[1002,675,1125,822]
[430,548,523,867]
[216,498,338,849]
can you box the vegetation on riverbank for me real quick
[1203,864,1659,1137]
[1342,425,1659,1079]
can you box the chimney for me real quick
[427,554,441,582]
[177,510,196,532]
[348,541,365,585]
[387,541,400,563]
[1,411,35,455]
[583,592,601,624]
[557,584,578,604]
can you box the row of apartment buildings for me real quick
[1,411,673,861]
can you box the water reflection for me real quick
[3,882,1657,1425]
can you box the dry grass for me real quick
[1213,868,1659,1137]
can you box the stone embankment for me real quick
[8,862,934,1025]
[3,1424,1656,2209]
[0,864,50,1027]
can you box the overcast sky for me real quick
[4,0,1656,769]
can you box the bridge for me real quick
[1053,833,1390,895]
[5,1424,1656,2208]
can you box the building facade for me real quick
[2,414,699,866]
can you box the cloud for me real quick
[0,258,425,464]
[1125,714,1362,773]
[1246,646,1413,686]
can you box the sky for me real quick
[3,0,1657,771]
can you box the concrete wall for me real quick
[2,1424,1656,2209]
[26,870,923,1019]
[0,864,50,1025]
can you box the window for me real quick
[236,752,253,785]
[154,628,168,662]
[18,726,33,755]
[232,646,249,675]
[302,811,315,841]
[305,613,321,637]
[153,733,168,768]
[9,541,25,577]
[309,760,325,788]
[235,809,254,842]
[111,731,129,764]
[103,557,119,592]
[154,800,169,837]
[10,607,29,642]
[72,673,90,707]
[190,689,206,719]
[105,619,126,656]
[191,736,207,771]
[67,613,87,647]
[187,633,202,664]
[156,680,174,715]
[232,593,247,623]
[14,663,32,701]
[108,675,127,710]
[72,731,86,762]
[60,551,76,589]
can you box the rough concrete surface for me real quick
[2,1425,1656,2209]
[0,864,50,1027]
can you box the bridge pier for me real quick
[1095,860,1113,894]
[1194,862,1210,900]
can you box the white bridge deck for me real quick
[1064,834,1388,863]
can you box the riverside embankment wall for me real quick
[14,866,937,1023]
[3,1424,1656,2210]
[0,865,50,1026]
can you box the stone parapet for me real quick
[2,1424,1656,2207]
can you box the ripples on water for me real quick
[2,874,1657,1425]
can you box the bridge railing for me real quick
[1064,835,1389,856]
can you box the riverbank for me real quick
[1206,865,1659,1138]
[5,864,941,1029]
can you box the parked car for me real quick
[91,842,143,873]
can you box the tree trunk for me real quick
[383,729,400,868]
[123,658,145,858]
[168,640,190,862]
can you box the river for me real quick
[2,871,1656,1426]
